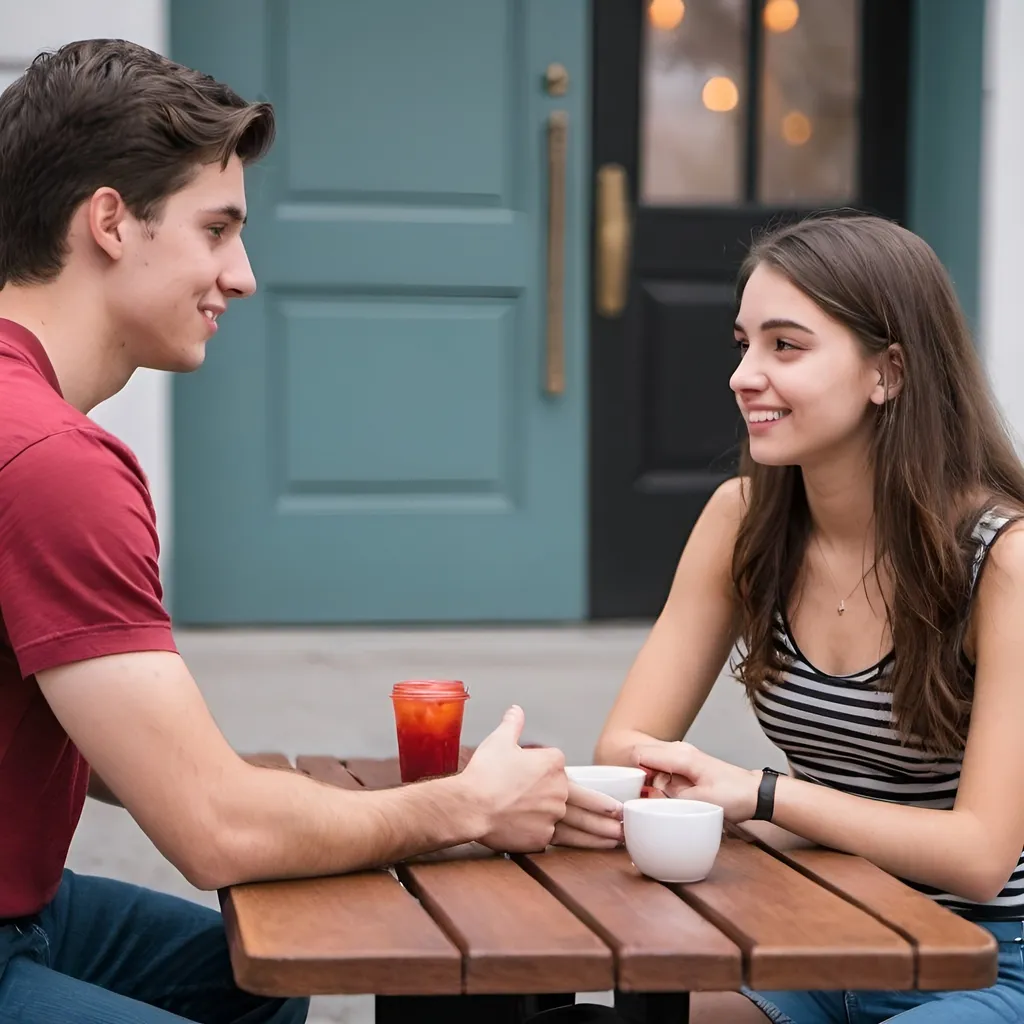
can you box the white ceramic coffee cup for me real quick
[565,765,646,803]
[623,798,724,883]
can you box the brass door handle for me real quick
[545,110,568,396]
[595,163,632,317]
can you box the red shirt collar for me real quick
[0,319,64,397]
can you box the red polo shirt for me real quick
[0,319,177,918]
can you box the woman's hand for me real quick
[632,740,761,823]
[551,781,625,849]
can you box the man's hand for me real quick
[460,706,568,853]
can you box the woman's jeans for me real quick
[0,870,309,1023]
[744,918,1024,1023]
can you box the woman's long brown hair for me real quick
[732,215,1024,756]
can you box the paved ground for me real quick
[66,626,785,1022]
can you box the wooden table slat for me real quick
[519,848,742,992]
[295,755,365,790]
[398,856,613,995]
[222,874,462,997]
[243,752,295,770]
[343,757,403,790]
[734,821,999,990]
[673,837,914,990]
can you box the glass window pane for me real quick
[641,0,748,206]
[758,0,860,205]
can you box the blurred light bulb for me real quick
[765,0,800,33]
[649,0,685,31]
[702,76,739,113]
[782,110,812,145]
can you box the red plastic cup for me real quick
[390,680,469,783]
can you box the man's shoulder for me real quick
[0,427,152,517]
[0,378,145,490]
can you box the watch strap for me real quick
[753,767,780,822]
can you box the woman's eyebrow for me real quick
[739,317,815,335]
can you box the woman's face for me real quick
[731,264,885,469]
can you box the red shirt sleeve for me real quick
[0,427,177,678]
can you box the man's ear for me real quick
[85,187,129,262]
[870,343,904,406]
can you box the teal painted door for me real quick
[171,1,589,624]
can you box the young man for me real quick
[0,39,573,1023]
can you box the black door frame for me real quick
[587,0,912,620]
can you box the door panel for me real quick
[589,0,910,619]
[172,0,589,623]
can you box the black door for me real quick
[589,0,911,619]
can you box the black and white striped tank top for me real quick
[750,510,1023,921]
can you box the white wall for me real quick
[0,0,172,574]
[980,0,1024,445]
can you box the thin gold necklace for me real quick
[813,534,876,616]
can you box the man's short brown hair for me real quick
[0,38,275,287]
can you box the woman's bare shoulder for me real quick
[704,476,750,529]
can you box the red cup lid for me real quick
[391,679,468,698]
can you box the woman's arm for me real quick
[593,477,743,765]
[635,524,1024,903]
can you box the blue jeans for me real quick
[744,919,1024,1023]
[0,871,309,1023]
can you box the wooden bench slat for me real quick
[295,755,365,790]
[222,873,462,997]
[673,837,914,990]
[399,856,613,994]
[343,757,403,790]
[734,822,999,990]
[519,848,742,992]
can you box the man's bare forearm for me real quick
[190,763,489,889]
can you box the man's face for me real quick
[106,155,256,372]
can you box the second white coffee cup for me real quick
[623,798,724,883]
[565,765,646,803]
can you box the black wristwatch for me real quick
[753,767,780,821]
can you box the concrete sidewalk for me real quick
[66,625,784,1022]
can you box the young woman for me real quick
[572,215,1024,1022]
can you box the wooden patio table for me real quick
[225,753,999,1023]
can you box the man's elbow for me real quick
[165,814,255,891]
[172,837,232,891]
[177,835,250,892]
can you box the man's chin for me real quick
[150,342,208,374]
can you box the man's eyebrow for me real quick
[202,204,247,225]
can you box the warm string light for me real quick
[702,76,739,113]
[782,110,812,145]
[648,0,685,31]
[764,0,800,33]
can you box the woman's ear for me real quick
[870,343,904,406]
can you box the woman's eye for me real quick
[775,338,797,351]
[732,338,749,353]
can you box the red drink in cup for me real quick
[390,680,469,783]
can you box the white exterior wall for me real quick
[980,0,1024,445]
[0,0,172,574]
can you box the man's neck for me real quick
[0,281,132,413]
